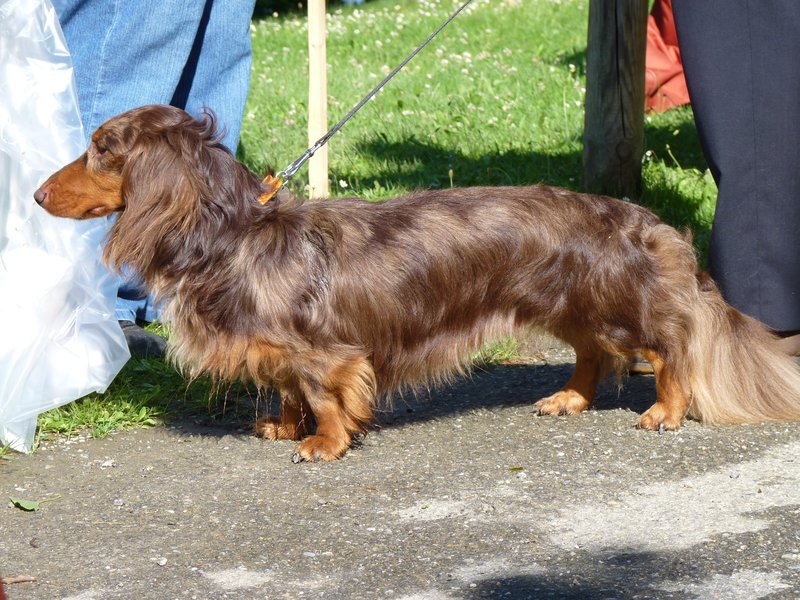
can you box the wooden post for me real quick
[582,0,648,200]
[307,0,329,198]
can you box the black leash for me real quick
[259,0,476,202]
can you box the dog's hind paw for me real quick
[291,434,350,462]
[637,405,682,432]
[534,390,591,416]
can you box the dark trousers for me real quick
[672,1,800,332]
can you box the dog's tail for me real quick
[684,273,800,424]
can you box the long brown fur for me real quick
[35,105,800,461]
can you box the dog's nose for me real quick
[34,187,47,205]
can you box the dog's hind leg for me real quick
[636,349,690,431]
[292,353,377,462]
[254,382,312,441]
[534,346,607,416]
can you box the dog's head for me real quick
[35,104,232,218]
[35,104,260,273]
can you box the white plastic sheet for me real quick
[0,0,129,452]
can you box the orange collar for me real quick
[257,173,283,204]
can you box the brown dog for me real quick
[35,105,800,461]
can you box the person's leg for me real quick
[54,0,206,140]
[172,0,257,152]
[672,1,800,334]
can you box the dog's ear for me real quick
[103,117,215,275]
[102,107,258,277]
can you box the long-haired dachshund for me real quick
[36,105,800,461]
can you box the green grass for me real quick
[472,337,521,366]
[32,0,716,442]
[34,353,265,447]
[37,360,173,442]
[243,0,592,194]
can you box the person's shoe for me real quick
[776,332,800,367]
[777,332,800,356]
[119,320,167,359]
[628,354,654,375]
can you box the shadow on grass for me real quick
[642,118,715,264]
[253,0,375,20]
[340,137,583,191]
[341,111,706,188]
[643,109,705,170]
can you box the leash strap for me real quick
[259,0,476,203]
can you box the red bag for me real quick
[645,0,690,112]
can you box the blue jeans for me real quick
[54,0,255,323]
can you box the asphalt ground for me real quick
[2,342,800,599]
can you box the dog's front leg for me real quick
[291,353,376,462]
[534,348,606,416]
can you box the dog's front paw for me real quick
[254,417,305,441]
[291,434,351,463]
[637,405,682,432]
[534,390,591,416]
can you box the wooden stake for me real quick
[307,0,329,198]
[582,0,648,200]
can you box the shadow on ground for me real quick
[157,361,657,441]
[462,548,703,600]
